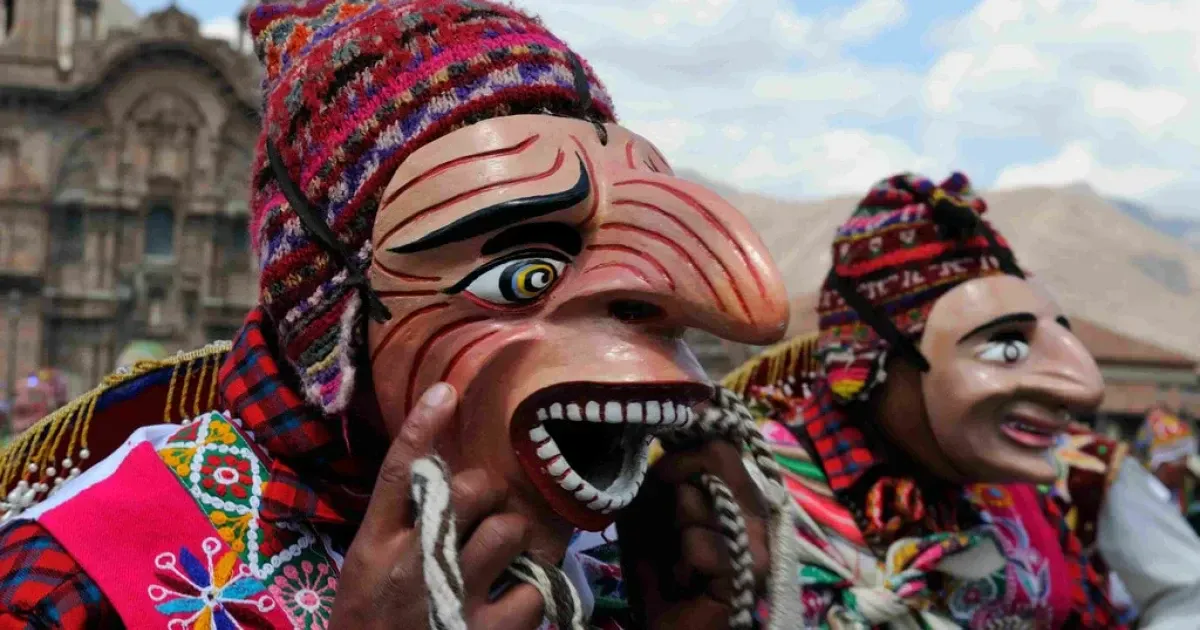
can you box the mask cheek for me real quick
[922,368,998,465]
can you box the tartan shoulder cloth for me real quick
[0,519,119,628]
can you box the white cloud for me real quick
[994,142,1184,197]
[729,129,937,197]
[722,124,748,142]
[624,117,708,155]
[506,0,924,201]
[200,16,239,47]
[157,0,1200,218]
[826,0,909,44]
[974,0,1024,32]
[1087,80,1188,132]
[923,0,1199,211]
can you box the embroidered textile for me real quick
[158,412,341,628]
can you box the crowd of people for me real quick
[0,1,1197,628]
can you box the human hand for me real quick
[329,383,545,629]
[616,439,771,630]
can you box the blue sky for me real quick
[125,0,1200,218]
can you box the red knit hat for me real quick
[817,172,1025,403]
[247,0,615,413]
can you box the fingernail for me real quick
[421,383,454,408]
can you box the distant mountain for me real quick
[1111,199,1200,251]
[676,174,1200,359]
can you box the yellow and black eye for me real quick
[452,253,567,306]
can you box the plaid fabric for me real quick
[218,307,379,526]
[799,382,875,493]
[0,520,118,629]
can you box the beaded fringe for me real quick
[0,341,232,522]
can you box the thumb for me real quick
[361,382,458,534]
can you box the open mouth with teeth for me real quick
[1000,412,1068,450]
[510,381,713,530]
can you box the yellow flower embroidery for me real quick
[206,420,239,446]
[209,510,253,553]
[160,447,196,477]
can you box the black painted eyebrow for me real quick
[481,222,582,257]
[957,312,1037,344]
[388,155,590,255]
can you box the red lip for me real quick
[510,381,712,531]
[1000,411,1067,450]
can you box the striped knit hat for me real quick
[247,0,615,413]
[817,172,1024,403]
[1136,407,1197,471]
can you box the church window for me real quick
[56,206,84,263]
[144,203,175,258]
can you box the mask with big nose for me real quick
[365,114,789,558]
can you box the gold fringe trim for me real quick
[720,332,820,397]
[0,341,233,493]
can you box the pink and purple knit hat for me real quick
[247,0,616,413]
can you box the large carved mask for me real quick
[368,115,788,535]
[912,276,1105,484]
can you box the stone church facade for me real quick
[0,1,262,399]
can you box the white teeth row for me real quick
[527,424,654,514]
[535,400,696,427]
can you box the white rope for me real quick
[659,388,805,628]
[409,455,586,630]
[697,473,756,629]
[505,555,586,629]
[664,388,926,628]
[408,388,920,630]
[411,457,468,630]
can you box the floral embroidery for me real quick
[201,455,253,499]
[148,537,277,629]
[948,485,1053,628]
[159,412,341,628]
[948,575,1000,616]
[269,560,337,629]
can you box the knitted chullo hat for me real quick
[247,0,615,413]
[1136,408,1197,471]
[817,172,1025,403]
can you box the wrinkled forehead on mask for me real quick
[371,114,672,253]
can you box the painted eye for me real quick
[977,336,1030,365]
[464,257,566,306]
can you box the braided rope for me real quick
[406,388,929,629]
[696,473,755,629]
[411,457,467,630]
[667,389,932,628]
[409,455,586,630]
[505,555,585,629]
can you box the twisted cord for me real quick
[410,455,586,630]
[505,554,586,629]
[659,388,799,628]
[697,473,756,629]
[411,457,467,630]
